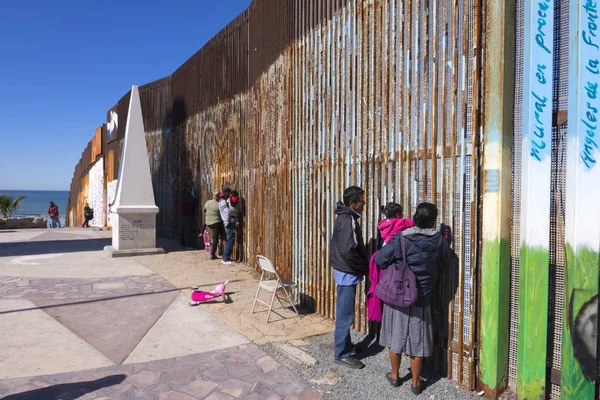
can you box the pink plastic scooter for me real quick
[189,280,229,306]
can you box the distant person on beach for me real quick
[180,184,198,249]
[82,202,93,228]
[204,191,224,260]
[48,201,61,228]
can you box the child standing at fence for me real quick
[365,203,414,341]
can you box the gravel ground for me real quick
[261,331,480,400]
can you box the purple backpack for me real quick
[375,233,418,308]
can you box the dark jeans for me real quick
[180,216,196,247]
[223,225,236,261]
[82,217,90,228]
[49,216,61,229]
[208,222,224,257]
[334,284,357,360]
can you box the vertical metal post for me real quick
[477,0,515,397]
[516,0,553,398]
[562,1,600,399]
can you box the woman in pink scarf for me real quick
[366,203,413,340]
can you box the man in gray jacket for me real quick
[330,186,368,369]
[204,191,224,259]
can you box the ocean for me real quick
[0,190,68,225]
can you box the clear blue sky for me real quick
[0,0,251,191]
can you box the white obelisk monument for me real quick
[104,85,165,257]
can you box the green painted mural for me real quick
[517,246,549,399]
[479,238,511,390]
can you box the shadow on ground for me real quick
[0,280,242,316]
[0,238,111,258]
[0,234,205,258]
[1,374,126,400]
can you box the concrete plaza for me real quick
[0,228,327,399]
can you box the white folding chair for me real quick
[251,255,300,323]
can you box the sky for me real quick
[0,0,252,191]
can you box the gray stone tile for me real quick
[129,371,161,388]
[205,392,235,400]
[273,382,306,397]
[226,361,259,378]
[158,390,198,400]
[160,368,200,388]
[179,377,219,398]
[201,364,230,383]
[220,378,254,398]
[298,390,322,400]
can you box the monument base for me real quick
[104,245,165,258]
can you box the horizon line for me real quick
[0,189,69,192]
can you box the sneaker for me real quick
[222,260,234,265]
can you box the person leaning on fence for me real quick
[374,202,452,395]
[219,187,236,264]
[228,190,243,259]
[204,191,225,260]
[329,186,369,369]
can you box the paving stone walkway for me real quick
[0,228,324,399]
[0,274,176,301]
[0,344,321,400]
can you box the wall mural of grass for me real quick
[516,246,550,399]
[479,238,511,390]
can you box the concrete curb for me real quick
[103,246,165,258]
[274,342,318,367]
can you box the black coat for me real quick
[375,227,452,306]
[329,202,368,276]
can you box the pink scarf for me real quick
[366,218,414,321]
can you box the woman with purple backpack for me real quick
[374,202,453,395]
[365,203,413,342]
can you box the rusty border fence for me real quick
[67,0,486,390]
[288,0,481,388]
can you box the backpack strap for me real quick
[400,233,408,269]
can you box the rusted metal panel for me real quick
[286,5,481,388]
[66,0,486,390]
[117,92,131,141]
[91,126,102,162]
[82,141,92,174]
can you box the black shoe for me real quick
[351,343,363,355]
[334,357,365,369]
[386,373,401,387]
[411,380,425,395]
[210,256,218,260]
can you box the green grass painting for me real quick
[479,238,510,390]
[517,245,549,399]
